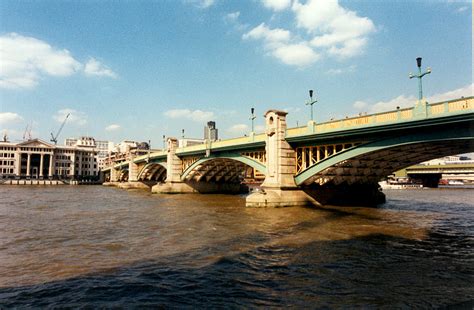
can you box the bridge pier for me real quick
[246,110,315,207]
[110,167,119,182]
[152,138,196,194]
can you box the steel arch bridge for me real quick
[103,97,474,206]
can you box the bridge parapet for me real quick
[286,96,473,138]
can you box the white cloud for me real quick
[428,83,473,103]
[255,124,265,132]
[53,109,87,126]
[0,33,82,89]
[293,0,375,59]
[227,124,249,135]
[164,109,214,122]
[105,124,121,131]
[243,23,291,46]
[225,11,240,22]
[353,100,368,110]
[326,65,356,75]
[0,33,117,89]
[243,23,319,67]
[0,112,23,126]
[272,43,320,67]
[262,0,291,11]
[242,0,375,67]
[186,0,215,8]
[84,58,117,78]
[355,83,473,114]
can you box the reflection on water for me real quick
[0,186,473,307]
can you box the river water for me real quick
[0,185,473,308]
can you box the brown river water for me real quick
[0,185,473,308]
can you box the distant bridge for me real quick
[396,163,474,185]
[103,96,474,207]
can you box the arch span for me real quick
[295,127,474,186]
[137,162,167,181]
[181,153,266,183]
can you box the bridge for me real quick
[394,162,474,186]
[102,97,474,207]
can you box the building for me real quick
[204,121,218,141]
[0,139,98,180]
[65,136,114,170]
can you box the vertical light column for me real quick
[15,152,22,176]
[39,154,44,177]
[48,154,53,178]
[26,153,31,176]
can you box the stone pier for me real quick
[246,110,317,207]
[152,138,196,194]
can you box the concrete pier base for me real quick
[152,182,197,194]
[246,187,318,208]
[117,181,151,190]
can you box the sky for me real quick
[0,0,472,146]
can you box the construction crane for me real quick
[23,123,32,141]
[50,113,70,145]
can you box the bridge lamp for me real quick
[249,107,256,133]
[409,57,431,101]
[305,89,318,122]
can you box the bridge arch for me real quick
[118,169,129,182]
[181,153,266,183]
[295,127,474,186]
[137,162,167,182]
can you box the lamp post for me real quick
[409,57,431,101]
[162,135,165,150]
[249,108,256,133]
[305,89,317,122]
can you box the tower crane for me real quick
[50,113,70,145]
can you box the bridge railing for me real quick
[287,96,473,137]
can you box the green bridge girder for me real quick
[294,124,474,185]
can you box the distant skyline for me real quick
[1,0,472,145]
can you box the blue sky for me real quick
[0,0,472,145]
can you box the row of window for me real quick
[0,168,14,174]
[1,160,14,166]
[0,147,16,151]
[20,147,52,152]
[1,153,15,158]
[56,162,71,168]
[56,155,71,160]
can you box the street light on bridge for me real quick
[409,57,431,101]
[249,107,256,133]
[305,89,317,122]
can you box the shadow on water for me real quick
[1,186,473,308]
[1,231,473,308]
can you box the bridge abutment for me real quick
[246,110,315,207]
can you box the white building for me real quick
[0,139,98,179]
[65,136,114,170]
